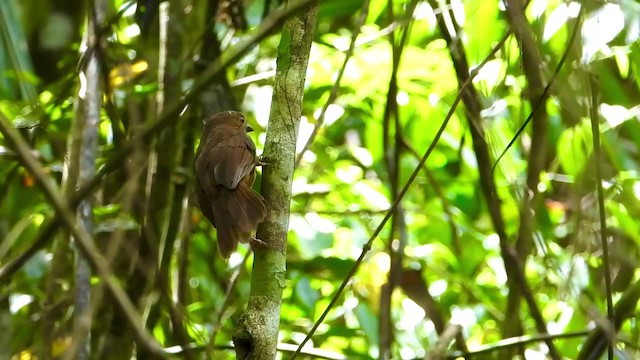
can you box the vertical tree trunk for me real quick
[66,1,106,358]
[142,2,193,352]
[232,3,318,359]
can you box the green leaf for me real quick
[557,119,593,177]
[294,276,320,317]
[354,301,379,347]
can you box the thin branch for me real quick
[588,73,614,359]
[399,268,468,356]
[177,199,194,305]
[195,0,238,113]
[93,101,147,360]
[292,208,390,215]
[430,0,558,356]
[165,342,347,359]
[64,0,106,357]
[292,28,511,357]
[294,0,370,167]
[491,2,586,174]
[0,214,58,282]
[499,0,560,356]
[380,1,417,357]
[0,0,317,284]
[142,2,193,353]
[0,112,168,357]
[427,324,462,360]
[400,139,461,256]
[577,279,640,359]
[207,251,250,354]
[446,330,590,359]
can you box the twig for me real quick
[207,251,250,354]
[0,0,318,284]
[427,324,462,360]
[447,330,590,359]
[294,0,370,167]
[588,73,614,359]
[491,1,586,175]
[400,139,461,256]
[0,112,167,357]
[291,27,511,358]
[380,1,417,357]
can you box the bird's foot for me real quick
[257,155,271,166]
[249,235,268,250]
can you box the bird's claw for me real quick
[257,155,271,166]
[250,235,267,249]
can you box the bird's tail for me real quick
[211,184,266,258]
[229,182,267,234]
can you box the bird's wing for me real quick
[210,133,256,189]
[193,174,216,227]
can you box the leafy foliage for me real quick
[1,0,639,359]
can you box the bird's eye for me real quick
[239,115,245,123]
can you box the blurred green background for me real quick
[1,0,640,359]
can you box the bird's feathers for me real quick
[193,111,267,258]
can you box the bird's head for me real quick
[204,110,254,133]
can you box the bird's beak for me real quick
[246,125,254,132]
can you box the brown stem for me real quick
[293,28,511,356]
[0,112,167,357]
[295,0,370,167]
[379,1,416,357]
[0,0,319,284]
[429,0,560,357]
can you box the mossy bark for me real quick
[232,3,318,359]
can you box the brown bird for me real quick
[193,111,267,258]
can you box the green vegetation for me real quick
[0,0,639,359]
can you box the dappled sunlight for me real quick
[1,0,639,358]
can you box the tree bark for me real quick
[232,3,318,359]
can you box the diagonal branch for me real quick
[577,275,640,359]
[504,0,551,287]
[0,0,318,283]
[292,27,512,357]
[429,1,559,357]
[0,112,168,358]
[294,0,370,167]
[449,330,590,359]
[499,1,584,357]
[491,1,586,174]
[427,324,462,360]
